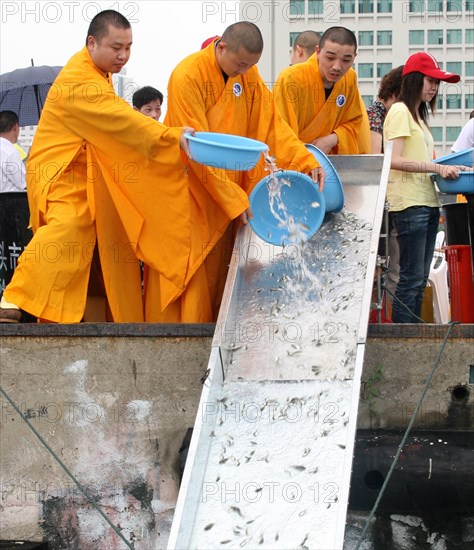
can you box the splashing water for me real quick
[263,153,317,246]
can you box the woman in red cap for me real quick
[383,52,468,323]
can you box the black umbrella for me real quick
[0,65,62,127]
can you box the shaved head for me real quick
[220,22,264,54]
[319,26,357,52]
[86,9,131,44]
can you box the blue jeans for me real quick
[391,206,440,323]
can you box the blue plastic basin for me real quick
[185,132,269,170]
[305,144,344,213]
[432,171,474,195]
[248,170,326,246]
[435,148,473,168]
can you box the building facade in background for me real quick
[241,0,473,155]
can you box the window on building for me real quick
[446,62,462,75]
[446,1,462,10]
[359,31,374,46]
[466,94,474,109]
[466,0,474,11]
[446,94,462,109]
[409,30,425,44]
[447,29,463,44]
[431,127,443,142]
[377,30,392,45]
[358,63,374,78]
[446,127,462,141]
[377,63,392,77]
[309,0,324,15]
[362,95,373,108]
[428,29,443,44]
[437,96,443,110]
[466,61,474,77]
[466,29,474,43]
[377,0,392,12]
[409,1,425,12]
[289,32,300,47]
[340,0,356,13]
[427,0,444,10]
[290,0,305,16]
[359,0,374,12]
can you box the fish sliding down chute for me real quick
[168,150,392,550]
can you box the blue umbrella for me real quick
[0,65,62,127]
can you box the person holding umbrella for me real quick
[0,10,203,323]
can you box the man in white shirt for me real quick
[452,111,474,153]
[0,111,26,192]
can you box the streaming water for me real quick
[222,209,372,383]
[263,152,321,246]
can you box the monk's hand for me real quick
[180,127,195,159]
[312,133,338,155]
[240,207,253,225]
[310,166,325,192]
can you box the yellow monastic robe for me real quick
[4,47,191,323]
[274,54,371,155]
[144,41,319,322]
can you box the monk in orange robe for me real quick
[0,10,204,323]
[274,26,371,155]
[144,22,325,323]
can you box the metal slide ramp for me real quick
[168,151,391,550]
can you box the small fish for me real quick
[230,505,243,517]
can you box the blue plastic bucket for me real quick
[248,170,326,246]
[186,132,269,170]
[305,144,344,212]
[435,148,473,168]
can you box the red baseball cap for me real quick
[402,52,460,83]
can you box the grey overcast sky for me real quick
[1,1,241,109]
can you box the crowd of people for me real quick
[0,9,471,325]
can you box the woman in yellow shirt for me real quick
[383,52,467,323]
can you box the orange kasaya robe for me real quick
[4,47,191,323]
[144,40,319,322]
[274,54,371,155]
